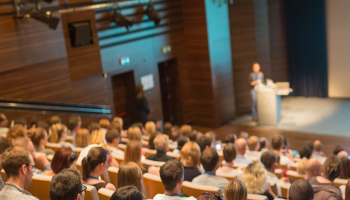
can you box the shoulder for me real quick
[153,194,165,200]
[185,196,197,200]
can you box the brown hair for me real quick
[50,115,61,125]
[1,146,30,177]
[99,119,111,129]
[145,121,156,136]
[51,147,77,174]
[271,134,283,150]
[50,124,67,143]
[117,162,142,192]
[224,178,248,200]
[28,127,47,147]
[180,141,200,169]
[122,141,145,170]
[223,143,237,163]
[323,156,341,181]
[89,130,106,145]
[136,84,145,99]
[148,131,160,150]
[340,157,350,179]
[7,124,26,142]
[75,128,90,148]
[88,122,100,133]
[81,147,107,180]
[345,178,350,200]
[68,115,81,130]
[105,129,120,144]
[180,125,192,137]
[127,127,141,142]
[222,133,237,144]
[163,122,172,138]
[201,147,219,172]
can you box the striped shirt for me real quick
[0,182,39,200]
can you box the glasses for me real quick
[28,165,36,173]
[74,185,87,199]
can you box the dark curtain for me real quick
[285,0,328,97]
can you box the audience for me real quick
[222,133,237,144]
[259,137,269,152]
[0,146,38,199]
[239,131,249,141]
[244,136,262,161]
[297,157,308,175]
[76,129,106,164]
[106,129,124,157]
[180,141,201,181]
[154,159,196,200]
[6,124,26,143]
[99,118,110,133]
[122,140,146,173]
[28,127,54,156]
[49,169,85,200]
[217,143,243,177]
[197,193,223,200]
[224,178,248,200]
[288,179,314,200]
[0,138,13,190]
[145,121,156,136]
[111,186,143,200]
[171,125,181,141]
[305,158,322,180]
[272,134,293,170]
[49,115,61,126]
[205,131,216,148]
[173,136,189,154]
[148,131,160,150]
[43,147,77,176]
[198,135,212,153]
[75,128,90,148]
[188,130,197,142]
[180,125,192,137]
[88,122,100,133]
[147,134,174,162]
[339,156,350,179]
[68,115,81,135]
[309,156,342,200]
[299,144,314,159]
[117,162,147,197]
[163,122,172,139]
[50,124,74,148]
[127,127,142,141]
[0,113,9,137]
[192,147,229,196]
[312,140,327,164]
[235,138,253,164]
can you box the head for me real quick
[305,159,322,179]
[188,130,197,142]
[106,129,120,147]
[117,162,142,191]
[50,115,61,126]
[127,127,142,142]
[148,131,160,149]
[252,63,260,73]
[297,157,308,175]
[241,162,267,194]
[334,145,344,156]
[0,113,8,127]
[99,119,110,129]
[51,147,77,174]
[239,132,249,141]
[163,122,172,138]
[224,178,248,200]
[0,138,13,170]
[205,131,217,147]
[50,124,68,143]
[14,118,27,129]
[180,141,201,169]
[260,151,278,172]
[110,186,143,200]
[223,143,237,163]
[81,147,107,180]
[171,125,181,141]
[288,179,314,200]
[201,147,219,172]
[13,137,35,157]
[300,144,314,159]
[160,159,184,193]
[145,121,156,136]
[75,128,90,148]
[112,117,123,130]
[259,137,268,151]
[180,125,192,137]
[198,193,223,200]
[177,136,189,151]
[248,136,260,151]
[222,133,237,144]
[313,140,322,152]
[50,169,85,200]
[337,151,349,159]
[340,157,350,179]
[271,134,283,150]
[28,127,48,148]
[236,138,247,155]
[323,156,341,182]
[88,122,100,133]
[68,115,81,131]
[7,124,26,142]
[154,134,169,152]
[136,84,145,99]
[1,146,34,189]
[123,140,144,170]
[88,130,106,145]
[198,135,212,152]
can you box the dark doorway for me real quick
[111,71,137,128]
[158,58,183,125]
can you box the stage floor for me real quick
[233,96,350,137]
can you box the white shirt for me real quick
[76,144,99,164]
[216,168,243,178]
[266,171,290,197]
[153,194,196,200]
[279,152,292,170]
[235,155,253,165]
[192,173,229,196]
[311,152,326,164]
[110,147,124,157]
[244,150,262,161]
[0,127,9,138]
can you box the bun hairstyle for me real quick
[82,147,107,180]
[323,155,341,181]
[28,127,46,147]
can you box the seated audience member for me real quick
[299,144,313,159]
[297,157,308,175]
[145,121,156,136]
[188,130,197,142]
[49,169,85,200]
[224,178,248,200]
[75,128,90,148]
[244,136,262,161]
[339,157,350,179]
[76,130,106,164]
[235,138,253,164]
[198,193,224,200]
[171,125,181,141]
[0,146,38,199]
[127,127,142,142]
[334,145,344,156]
[180,142,201,181]
[239,131,249,141]
[82,147,116,191]
[154,159,196,200]
[122,140,146,173]
[197,135,212,153]
[43,147,77,176]
[241,162,274,200]
[260,151,290,197]
[148,131,160,150]
[222,133,237,144]
[259,137,269,152]
[50,115,61,126]
[272,134,293,170]
[205,131,216,148]
[192,148,229,196]
[7,124,26,143]
[88,122,100,133]
[309,156,342,200]
[0,113,9,137]
[147,134,174,162]
[337,151,348,159]
[173,136,189,155]
[163,122,172,139]
[180,125,192,137]
[345,180,350,200]
[305,158,322,180]
[106,129,124,157]
[118,162,148,198]
[217,143,243,177]
[312,140,326,164]
[68,114,81,135]
[288,179,314,200]
[111,186,143,200]
[28,127,54,156]
[0,138,13,190]
[50,124,75,148]
[99,118,110,134]
[14,118,28,129]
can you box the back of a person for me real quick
[309,177,342,200]
[216,167,243,178]
[183,166,201,182]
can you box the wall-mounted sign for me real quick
[141,74,154,91]
[119,57,130,65]
[162,45,171,54]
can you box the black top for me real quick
[248,72,265,89]
[147,151,174,162]
[136,97,150,125]
[259,191,274,200]
[183,167,201,182]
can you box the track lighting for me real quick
[145,2,162,25]
[111,9,134,31]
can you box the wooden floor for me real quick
[193,124,350,157]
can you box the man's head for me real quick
[205,131,216,147]
[180,125,192,137]
[222,133,236,144]
[50,169,85,200]
[159,159,184,193]
[154,134,169,152]
[14,118,27,129]
[260,137,268,150]
[248,136,260,151]
[0,138,13,170]
[50,115,61,126]
[223,143,237,163]
[201,147,219,172]
[1,146,34,189]
[252,63,260,74]
[313,140,322,152]
[197,135,212,152]
[105,129,120,147]
[299,145,314,159]
[68,115,81,131]
[110,186,143,200]
[0,113,8,127]
[271,134,283,151]
[236,138,247,155]
[288,179,314,200]
[260,151,278,172]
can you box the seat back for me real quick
[113,154,124,164]
[334,178,348,187]
[45,142,62,152]
[142,135,150,141]
[269,183,277,195]
[166,152,180,159]
[215,171,235,181]
[47,154,54,162]
[101,168,110,183]
[76,163,83,175]
[274,169,283,179]
[98,188,114,200]
[290,163,298,171]
[182,181,219,198]
[141,159,166,167]
[143,148,157,158]
[118,144,126,151]
[218,152,224,164]
[85,185,99,200]
[108,167,119,187]
[279,163,287,170]
[27,174,52,200]
[286,170,304,181]
[1,169,7,182]
[280,184,290,198]
[142,173,165,198]
[73,147,84,158]
[66,135,74,144]
[121,138,129,144]
[247,194,268,200]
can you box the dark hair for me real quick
[37,121,50,134]
[51,147,77,174]
[163,122,172,138]
[223,143,237,162]
[88,122,100,133]
[160,159,184,191]
[50,169,82,200]
[299,145,313,159]
[340,157,350,179]
[288,179,314,200]
[0,138,13,155]
[198,136,212,152]
[136,84,145,99]
[334,145,344,156]
[68,115,81,130]
[148,131,160,150]
[271,134,283,150]
[177,136,189,151]
[28,127,47,147]
[106,129,120,144]
[198,192,222,200]
[171,126,181,141]
[110,186,143,200]
[323,156,341,181]
[0,113,6,123]
[188,131,197,142]
[14,118,27,127]
[222,133,236,144]
[1,146,30,177]
[259,137,268,151]
[82,147,107,180]
[201,147,219,172]
[260,151,277,169]
[50,115,61,126]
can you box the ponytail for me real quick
[82,156,91,181]
[82,147,107,180]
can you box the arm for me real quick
[106,183,116,191]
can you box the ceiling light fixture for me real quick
[111,8,134,31]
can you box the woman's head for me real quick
[241,162,267,194]
[82,147,107,180]
[323,156,341,181]
[297,157,308,175]
[127,127,141,142]
[123,141,144,170]
[28,127,48,147]
[340,156,350,179]
[51,147,77,174]
[88,122,100,133]
[223,143,237,163]
[117,162,142,192]
[145,121,156,136]
[224,178,247,200]
[50,124,68,143]
[180,141,200,169]
[89,130,106,145]
[148,131,160,150]
[345,178,350,200]
[136,84,145,99]
[7,124,26,142]
[112,117,123,130]
[99,119,110,129]
[75,128,90,147]
[163,122,172,138]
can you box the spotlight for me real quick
[145,2,162,25]
[111,10,134,31]
[30,11,60,30]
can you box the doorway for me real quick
[158,58,183,125]
[111,71,137,128]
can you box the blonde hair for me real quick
[145,121,156,136]
[241,162,267,194]
[112,117,123,132]
[297,157,308,175]
[154,134,169,152]
[99,119,110,129]
[247,136,259,151]
[7,124,27,142]
[224,178,248,200]
[75,128,90,147]
[50,124,67,143]
[127,127,141,142]
[117,162,142,191]
[180,141,200,169]
[180,125,192,136]
[122,140,145,170]
[89,130,106,145]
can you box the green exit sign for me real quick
[162,45,171,54]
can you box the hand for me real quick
[251,80,259,86]
[33,153,49,166]
[280,177,290,183]
[121,130,127,138]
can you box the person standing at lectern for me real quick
[249,63,264,121]
[136,84,151,125]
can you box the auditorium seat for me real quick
[142,173,165,198]
[121,138,129,144]
[334,178,348,187]
[279,163,287,170]
[269,183,277,195]
[141,140,149,147]
[98,188,114,200]
[290,163,298,171]
[101,168,111,183]
[247,194,268,200]
[1,169,7,182]
[166,152,180,159]
[85,184,99,200]
[118,144,126,151]
[286,170,304,181]
[142,135,150,141]
[47,154,53,162]
[66,135,74,144]
[215,171,235,181]
[76,163,83,174]
[73,147,84,158]
[113,154,124,164]
[45,142,62,152]
[108,167,119,187]
[274,169,283,179]
[168,142,177,151]
[27,174,52,200]
[218,151,224,164]
[182,181,219,198]
[280,184,289,198]
[143,148,157,158]
[141,159,166,167]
